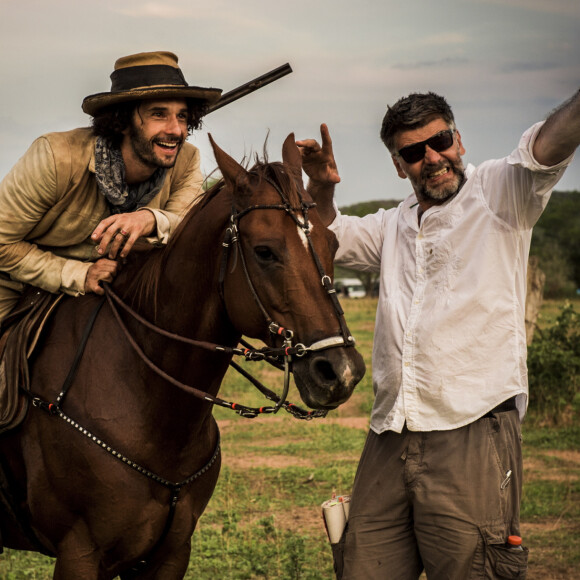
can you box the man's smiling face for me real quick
[125,99,189,171]
[391,118,467,208]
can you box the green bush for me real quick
[527,303,580,424]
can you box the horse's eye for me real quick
[254,246,276,262]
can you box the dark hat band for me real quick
[110,64,188,92]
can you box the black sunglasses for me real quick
[397,129,455,164]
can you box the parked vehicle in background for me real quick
[335,278,367,298]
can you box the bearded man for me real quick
[0,51,221,322]
[297,89,580,579]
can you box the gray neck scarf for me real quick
[94,137,167,214]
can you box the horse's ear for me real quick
[282,133,303,180]
[208,133,248,188]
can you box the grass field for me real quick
[1,298,578,579]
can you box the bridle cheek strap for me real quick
[220,170,355,352]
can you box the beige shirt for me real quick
[0,127,204,305]
[330,122,574,433]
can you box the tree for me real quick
[530,190,580,298]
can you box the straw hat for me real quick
[82,51,222,116]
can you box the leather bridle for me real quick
[218,172,354,351]
[99,170,356,419]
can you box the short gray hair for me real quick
[380,92,456,153]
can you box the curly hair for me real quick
[91,99,209,147]
[380,92,456,153]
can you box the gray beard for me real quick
[416,161,466,205]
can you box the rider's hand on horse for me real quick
[91,210,157,260]
[85,258,121,295]
[296,124,340,226]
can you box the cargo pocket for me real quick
[331,528,346,579]
[486,543,528,579]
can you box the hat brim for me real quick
[82,85,223,116]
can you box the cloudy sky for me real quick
[1,0,579,206]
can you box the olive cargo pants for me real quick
[339,408,528,579]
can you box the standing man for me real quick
[0,51,221,322]
[297,89,579,579]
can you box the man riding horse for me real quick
[0,51,222,324]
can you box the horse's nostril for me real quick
[312,358,337,382]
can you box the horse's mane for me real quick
[121,148,303,315]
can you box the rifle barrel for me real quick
[208,63,293,113]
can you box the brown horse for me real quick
[0,134,365,579]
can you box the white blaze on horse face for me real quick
[296,222,312,251]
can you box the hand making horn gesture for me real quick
[296,123,341,186]
[296,124,341,225]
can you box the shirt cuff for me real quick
[138,208,171,245]
[508,121,575,173]
[61,260,91,296]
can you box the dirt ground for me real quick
[218,416,579,580]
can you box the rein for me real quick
[103,284,327,419]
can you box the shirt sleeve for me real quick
[142,144,205,244]
[475,121,574,230]
[0,137,91,296]
[508,121,575,175]
[329,208,394,272]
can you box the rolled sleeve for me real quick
[140,207,172,245]
[508,121,574,176]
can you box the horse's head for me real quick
[208,134,365,410]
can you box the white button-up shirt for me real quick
[330,122,573,433]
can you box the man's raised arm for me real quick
[533,89,580,166]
